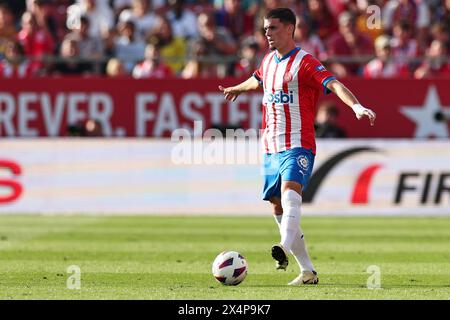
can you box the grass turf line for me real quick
[0,215,449,299]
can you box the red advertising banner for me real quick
[0,78,449,138]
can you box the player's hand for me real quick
[351,104,376,126]
[219,85,240,102]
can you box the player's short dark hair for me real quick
[265,8,296,26]
[264,8,296,37]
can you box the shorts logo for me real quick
[283,72,293,82]
[297,155,309,171]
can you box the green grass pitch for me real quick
[0,215,449,300]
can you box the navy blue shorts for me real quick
[262,147,315,201]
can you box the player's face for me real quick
[263,18,292,51]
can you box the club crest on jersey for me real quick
[297,155,309,171]
[283,72,293,82]
[316,65,326,71]
[264,90,294,104]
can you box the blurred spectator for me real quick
[181,38,220,78]
[51,38,93,75]
[147,15,186,74]
[213,0,259,12]
[327,11,374,76]
[132,43,173,78]
[106,57,128,77]
[294,15,327,61]
[414,40,450,78]
[113,0,133,16]
[214,0,254,41]
[64,15,104,73]
[196,12,236,56]
[383,0,430,30]
[0,40,35,78]
[166,0,199,39]
[112,19,146,73]
[67,118,102,136]
[430,22,450,48]
[151,0,167,14]
[17,11,55,73]
[118,0,157,42]
[0,0,446,79]
[0,3,17,58]
[67,0,114,39]
[188,12,237,76]
[2,0,26,22]
[314,101,347,138]
[363,35,409,78]
[30,0,60,45]
[306,0,338,41]
[185,0,215,15]
[382,0,430,49]
[234,36,260,78]
[83,119,102,136]
[433,0,450,32]
[390,20,419,71]
[326,0,348,18]
[53,1,75,41]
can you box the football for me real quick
[212,251,248,286]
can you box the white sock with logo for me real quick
[275,191,315,272]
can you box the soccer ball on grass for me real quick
[212,251,248,286]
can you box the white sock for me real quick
[291,227,315,273]
[274,192,315,273]
[280,190,301,252]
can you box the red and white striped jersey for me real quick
[253,47,335,154]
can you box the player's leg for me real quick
[269,196,283,217]
[280,181,318,285]
[270,180,301,272]
[262,153,289,270]
[270,188,316,277]
[274,148,318,284]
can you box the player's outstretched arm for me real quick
[219,76,260,102]
[326,79,376,126]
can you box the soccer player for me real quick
[219,8,376,285]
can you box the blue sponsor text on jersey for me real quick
[264,90,294,104]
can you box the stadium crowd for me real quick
[0,0,449,79]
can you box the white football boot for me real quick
[288,270,319,285]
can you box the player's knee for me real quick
[272,204,283,215]
[281,189,302,209]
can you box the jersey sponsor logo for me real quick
[264,90,294,104]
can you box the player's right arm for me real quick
[219,76,260,102]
